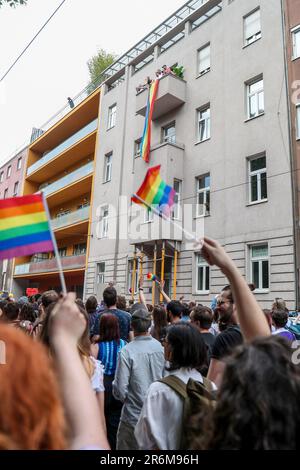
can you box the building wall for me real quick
[86,0,295,308]
[0,147,28,292]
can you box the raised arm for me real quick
[200,237,270,341]
[158,280,171,304]
[50,293,110,450]
[138,275,147,308]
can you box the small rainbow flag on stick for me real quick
[147,273,159,282]
[132,166,198,243]
[132,165,175,217]
[140,79,159,163]
[0,193,66,293]
[0,194,53,260]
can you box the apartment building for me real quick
[12,89,100,298]
[0,147,27,291]
[85,0,298,309]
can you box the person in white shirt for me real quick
[135,322,217,450]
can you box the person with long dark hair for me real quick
[91,314,126,449]
[85,295,99,337]
[150,305,168,344]
[191,336,300,450]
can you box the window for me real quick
[197,106,210,142]
[17,157,22,170]
[197,174,210,217]
[77,201,89,210]
[13,181,19,196]
[172,179,182,220]
[104,153,112,183]
[100,205,109,238]
[56,209,70,218]
[247,77,264,119]
[292,25,300,59]
[7,166,11,178]
[198,44,210,76]
[73,243,86,255]
[296,104,300,139]
[128,259,139,294]
[0,172,4,183]
[144,207,154,223]
[58,247,67,257]
[4,188,8,199]
[250,244,269,291]
[134,138,142,158]
[249,155,267,203]
[196,254,210,293]
[162,122,176,144]
[96,262,106,284]
[107,104,117,129]
[244,9,261,46]
[32,252,49,262]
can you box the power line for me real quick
[0,0,67,83]
[82,165,296,227]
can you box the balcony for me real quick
[14,254,86,276]
[134,141,184,182]
[43,161,93,197]
[136,74,186,120]
[27,119,98,179]
[51,206,90,231]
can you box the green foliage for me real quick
[172,65,184,80]
[0,0,27,7]
[87,48,117,93]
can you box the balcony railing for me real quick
[42,162,93,197]
[51,206,90,231]
[27,119,98,176]
[14,254,86,276]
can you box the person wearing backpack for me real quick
[134,322,217,450]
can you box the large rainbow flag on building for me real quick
[132,165,175,217]
[140,79,159,163]
[0,194,54,260]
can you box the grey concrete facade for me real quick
[86,0,296,309]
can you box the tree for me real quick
[87,48,117,93]
[0,0,27,7]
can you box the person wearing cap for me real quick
[113,304,165,450]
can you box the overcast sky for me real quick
[0,0,185,165]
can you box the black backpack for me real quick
[158,375,216,449]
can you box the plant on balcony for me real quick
[171,65,184,80]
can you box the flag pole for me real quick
[41,192,67,295]
[132,193,198,243]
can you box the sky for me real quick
[0,0,185,165]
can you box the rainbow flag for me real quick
[132,165,175,217]
[0,194,54,260]
[140,79,159,163]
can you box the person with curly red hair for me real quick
[0,325,66,450]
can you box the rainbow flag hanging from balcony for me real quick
[0,194,54,260]
[140,79,159,163]
[132,165,175,217]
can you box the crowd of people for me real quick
[0,237,300,450]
